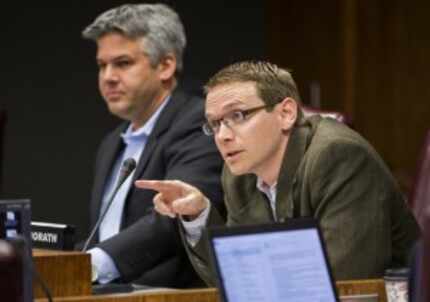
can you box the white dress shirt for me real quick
[181,178,278,246]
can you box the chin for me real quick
[226,163,249,176]
[108,106,133,120]
[109,111,130,121]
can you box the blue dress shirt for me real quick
[89,97,170,284]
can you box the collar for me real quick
[256,178,277,195]
[121,96,171,145]
[256,178,277,203]
[275,116,314,217]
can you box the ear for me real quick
[277,97,298,131]
[157,54,177,81]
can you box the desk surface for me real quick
[33,249,84,256]
[32,249,387,302]
[34,279,387,302]
[36,288,218,302]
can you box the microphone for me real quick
[82,158,137,252]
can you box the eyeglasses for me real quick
[202,104,273,136]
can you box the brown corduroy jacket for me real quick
[183,115,420,286]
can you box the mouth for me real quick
[224,150,244,161]
[104,91,124,101]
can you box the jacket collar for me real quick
[275,115,317,217]
[131,87,190,181]
[92,87,191,226]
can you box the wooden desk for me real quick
[34,279,387,302]
[337,279,387,302]
[33,249,91,298]
[36,288,218,302]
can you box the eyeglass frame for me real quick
[202,103,276,136]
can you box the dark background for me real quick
[1,1,265,241]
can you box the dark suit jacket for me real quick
[89,88,224,287]
[186,115,420,285]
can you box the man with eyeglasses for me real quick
[136,61,420,285]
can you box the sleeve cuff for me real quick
[88,247,121,284]
[180,198,211,246]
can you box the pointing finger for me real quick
[135,180,183,193]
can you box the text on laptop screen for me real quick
[212,228,337,302]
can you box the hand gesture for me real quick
[135,180,209,219]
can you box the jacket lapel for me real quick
[132,88,189,182]
[275,117,315,219]
[91,125,126,228]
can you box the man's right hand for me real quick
[135,180,209,219]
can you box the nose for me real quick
[216,121,234,141]
[101,65,119,83]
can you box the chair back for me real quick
[421,213,430,302]
[410,212,430,302]
[409,130,430,229]
[302,105,352,127]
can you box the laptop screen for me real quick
[208,219,338,302]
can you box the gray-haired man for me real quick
[81,4,224,287]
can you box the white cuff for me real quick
[88,247,120,284]
[180,198,210,247]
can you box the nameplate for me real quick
[31,221,75,250]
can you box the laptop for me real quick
[207,218,339,302]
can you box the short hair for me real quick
[204,61,301,106]
[82,3,186,73]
